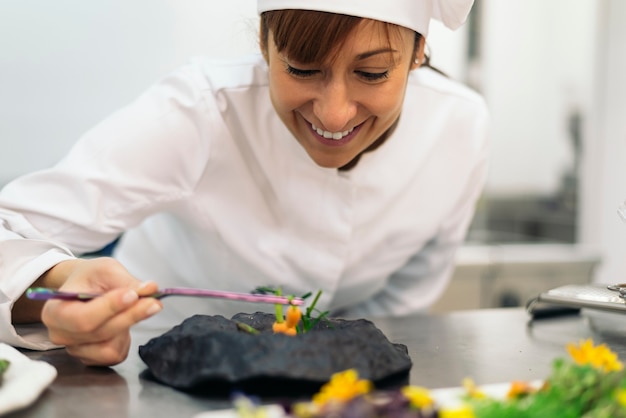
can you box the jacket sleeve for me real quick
[0,210,75,349]
[0,64,213,349]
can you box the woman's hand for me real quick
[39,257,163,366]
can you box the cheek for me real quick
[269,73,305,112]
[368,83,406,118]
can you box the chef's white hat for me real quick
[257,0,475,37]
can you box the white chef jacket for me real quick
[0,54,489,350]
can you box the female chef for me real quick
[0,0,488,366]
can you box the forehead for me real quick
[344,19,414,53]
[358,19,414,42]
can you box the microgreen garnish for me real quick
[235,322,259,335]
[298,290,330,333]
[0,359,9,384]
[253,286,330,335]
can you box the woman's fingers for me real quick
[44,295,161,344]
[65,331,133,366]
[38,258,164,365]
[135,280,159,297]
[46,297,162,366]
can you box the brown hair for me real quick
[259,10,424,66]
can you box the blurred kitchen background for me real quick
[1,0,625,311]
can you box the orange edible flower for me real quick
[272,321,296,335]
[506,380,536,399]
[285,305,302,328]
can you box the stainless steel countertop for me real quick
[11,307,624,417]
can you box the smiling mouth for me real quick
[310,123,355,140]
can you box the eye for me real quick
[286,65,319,78]
[355,70,389,82]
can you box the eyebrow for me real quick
[356,48,399,61]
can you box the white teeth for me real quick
[311,124,354,141]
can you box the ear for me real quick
[411,36,426,70]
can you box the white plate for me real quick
[194,404,286,418]
[429,380,544,408]
[0,343,58,415]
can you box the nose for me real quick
[313,78,357,133]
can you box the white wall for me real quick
[479,0,597,195]
[0,1,260,184]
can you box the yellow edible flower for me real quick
[312,369,372,406]
[290,401,318,418]
[401,385,435,409]
[462,377,487,399]
[439,404,476,418]
[566,339,623,372]
[617,388,626,407]
[232,394,270,418]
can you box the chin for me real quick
[309,155,352,169]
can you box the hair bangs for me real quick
[261,10,361,64]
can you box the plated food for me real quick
[139,312,412,396]
[195,339,626,418]
[139,288,412,396]
[290,339,626,417]
[140,288,626,416]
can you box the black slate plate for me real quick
[138,313,412,396]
